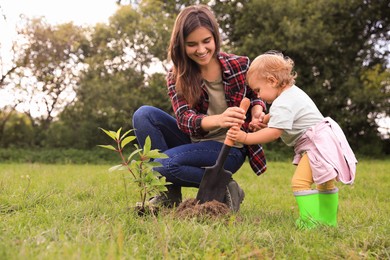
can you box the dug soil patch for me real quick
[175,198,230,219]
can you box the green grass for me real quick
[0,160,389,259]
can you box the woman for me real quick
[132,5,267,212]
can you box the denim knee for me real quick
[132,105,155,126]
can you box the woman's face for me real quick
[185,26,216,67]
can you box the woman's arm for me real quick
[167,72,207,137]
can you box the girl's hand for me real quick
[218,107,246,128]
[227,126,247,143]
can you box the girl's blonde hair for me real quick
[247,51,297,88]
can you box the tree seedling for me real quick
[99,127,170,215]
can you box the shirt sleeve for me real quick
[166,71,208,138]
[268,105,294,130]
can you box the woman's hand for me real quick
[249,105,268,131]
[218,107,246,128]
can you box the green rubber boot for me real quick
[318,188,339,227]
[294,190,320,229]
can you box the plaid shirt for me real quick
[167,52,267,175]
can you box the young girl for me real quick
[227,51,357,227]
[132,5,267,212]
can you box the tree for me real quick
[7,17,90,145]
[212,0,390,153]
[0,110,34,148]
[54,3,175,148]
[3,0,388,155]
[0,105,16,146]
[1,1,204,149]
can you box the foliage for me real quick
[0,0,389,155]
[141,72,173,112]
[211,0,390,151]
[0,109,33,148]
[55,4,173,149]
[1,17,89,146]
[0,161,389,258]
[0,148,118,164]
[14,18,88,125]
[98,127,170,211]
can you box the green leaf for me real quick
[128,148,142,161]
[129,160,142,172]
[147,161,162,168]
[145,149,168,159]
[99,128,117,140]
[121,136,136,149]
[158,186,169,193]
[116,127,122,140]
[108,164,125,172]
[143,136,151,154]
[121,129,134,140]
[145,172,155,182]
[97,145,117,151]
[151,179,162,185]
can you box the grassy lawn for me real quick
[0,160,389,259]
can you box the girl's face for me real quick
[248,76,279,104]
[185,26,216,68]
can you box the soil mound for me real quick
[175,198,230,219]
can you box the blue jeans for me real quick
[132,106,247,188]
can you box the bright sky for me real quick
[0,0,118,66]
[0,0,118,26]
[0,0,119,108]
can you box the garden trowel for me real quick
[196,97,250,204]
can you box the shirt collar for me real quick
[217,52,231,76]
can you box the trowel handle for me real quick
[224,97,250,146]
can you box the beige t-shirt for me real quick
[191,79,243,148]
